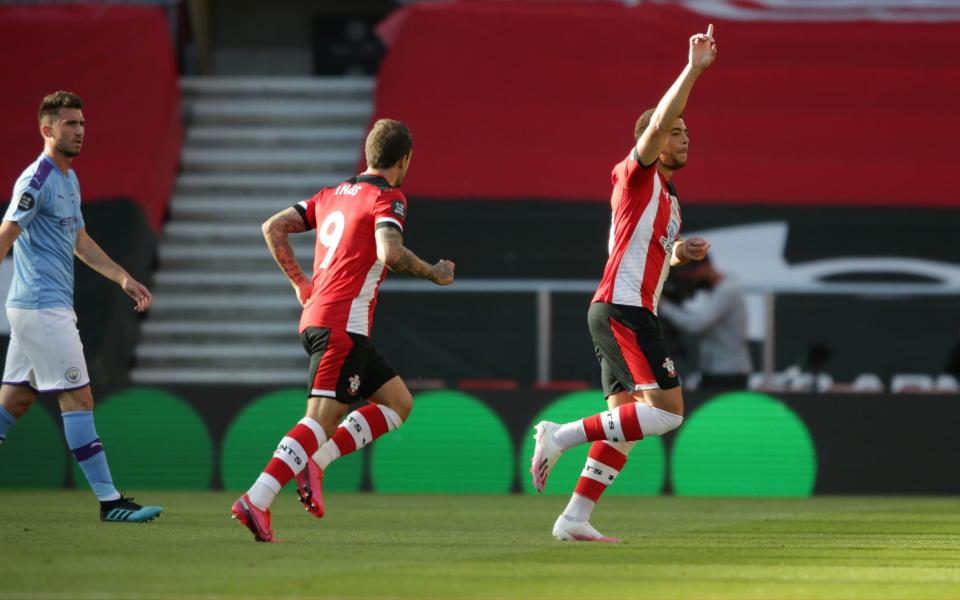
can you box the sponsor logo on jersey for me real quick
[662,358,677,378]
[348,374,361,396]
[391,200,406,219]
[18,192,35,211]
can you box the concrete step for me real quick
[138,333,291,346]
[153,271,295,292]
[131,367,305,385]
[180,76,374,99]
[154,271,303,286]
[175,173,344,196]
[161,222,317,244]
[137,342,304,360]
[168,195,306,221]
[160,229,316,250]
[147,293,301,320]
[159,253,313,275]
[134,353,303,369]
[185,126,365,149]
[146,308,301,322]
[151,268,310,284]
[186,99,372,127]
[140,320,296,343]
[142,320,296,335]
[181,148,358,174]
[151,293,299,310]
[151,272,305,296]
[155,254,311,273]
[151,284,293,298]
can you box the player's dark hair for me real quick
[634,108,683,141]
[365,119,413,169]
[38,91,84,124]
[634,108,656,141]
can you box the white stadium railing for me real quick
[379,278,960,385]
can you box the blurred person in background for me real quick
[0,91,160,523]
[530,24,717,543]
[658,255,751,390]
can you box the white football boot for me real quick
[552,515,621,543]
[530,421,563,492]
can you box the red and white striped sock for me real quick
[312,403,403,470]
[562,440,635,522]
[553,402,683,451]
[247,417,326,510]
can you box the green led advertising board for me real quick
[672,391,817,496]
[372,390,513,493]
[73,387,213,489]
[0,404,65,487]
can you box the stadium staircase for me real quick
[131,77,374,384]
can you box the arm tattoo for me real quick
[390,246,434,279]
[263,208,309,286]
[376,227,434,280]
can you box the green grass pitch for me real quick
[2,491,959,599]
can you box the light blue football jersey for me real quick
[4,153,85,309]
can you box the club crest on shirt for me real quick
[662,358,677,378]
[391,200,406,219]
[659,219,680,253]
[348,374,361,396]
[65,367,82,384]
[18,192,35,211]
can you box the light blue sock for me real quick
[62,411,120,501]
[0,405,15,443]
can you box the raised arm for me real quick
[74,228,152,312]
[262,207,312,305]
[635,24,717,167]
[375,226,454,285]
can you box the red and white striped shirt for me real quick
[294,174,408,336]
[592,150,681,313]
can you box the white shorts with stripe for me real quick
[3,307,90,392]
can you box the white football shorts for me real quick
[3,307,90,392]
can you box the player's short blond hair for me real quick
[365,119,413,169]
[38,91,84,124]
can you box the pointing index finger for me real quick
[706,23,714,38]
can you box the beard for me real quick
[57,142,80,158]
[662,154,687,171]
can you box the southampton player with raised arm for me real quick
[0,92,160,522]
[530,25,718,542]
[232,119,455,542]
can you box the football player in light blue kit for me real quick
[0,91,161,522]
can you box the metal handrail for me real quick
[378,278,960,383]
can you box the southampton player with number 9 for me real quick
[231,119,456,543]
[317,211,345,269]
